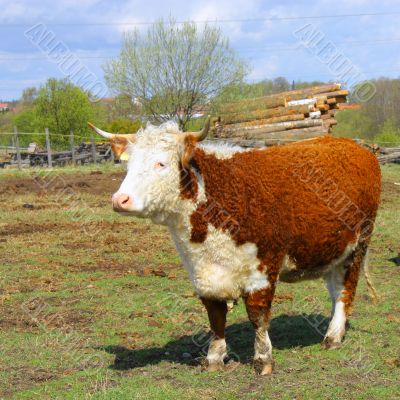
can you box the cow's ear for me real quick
[180,117,210,169]
[110,136,129,160]
[180,134,197,170]
[87,122,134,160]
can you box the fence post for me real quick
[91,135,97,164]
[13,126,22,170]
[110,146,115,164]
[45,128,52,168]
[70,130,76,164]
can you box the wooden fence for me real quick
[0,128,115,169]
[1,128,399,169]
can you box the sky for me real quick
[1,0,400,100]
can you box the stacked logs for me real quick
[212,83,348,146]
[377,147,400,164]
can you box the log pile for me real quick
[353,140,400,164]
[212,83,348,146]
[377,147,400,164]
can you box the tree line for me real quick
[333,78,400,145]
[0,79,141,148]
[0,18,399,148]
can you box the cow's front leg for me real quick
[200,297,228,371]
[243,287,275,375]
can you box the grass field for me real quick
[0,163,399,399]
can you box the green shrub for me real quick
[374,118,400,146]
[105,118,142,134]
[374,131,400,146]
[332,109,374,140]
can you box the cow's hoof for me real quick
[225,360,240,372]
[260,363,273,376]
[322,337,342,350]
[201,360,225,372]
[253,358,274,375]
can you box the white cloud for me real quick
[248,54,280,81]
[0,2,38,21]
[0,78,45,88]
[1,0,400,99]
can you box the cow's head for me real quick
[88,119,210,222]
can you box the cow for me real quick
[88,119,381,375]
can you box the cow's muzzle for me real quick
[112,193,132,212]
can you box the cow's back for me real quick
[272,137,381,269]
[192,136,381,270]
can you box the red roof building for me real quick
[337,103,361,110]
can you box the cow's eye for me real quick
[155,161,166,169]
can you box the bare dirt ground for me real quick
[0,170,124,196]
[0,165,399,399]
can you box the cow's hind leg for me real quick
[200,298,228,371]
[243,286,275,375]
[323,239,369,349]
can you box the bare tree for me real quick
[104,18,247,130]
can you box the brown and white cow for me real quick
[88,120,381,375]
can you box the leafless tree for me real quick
[104,18,247,130]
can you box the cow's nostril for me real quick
[118,194,131,207]
[112,193,132,211]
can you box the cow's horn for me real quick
[189,116,210,142]
[87,122,115,139]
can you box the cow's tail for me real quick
[363,249,379,303]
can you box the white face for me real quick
[113,134,183,219]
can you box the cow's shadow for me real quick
[100,313,330,370]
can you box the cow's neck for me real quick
[157,144,248,252]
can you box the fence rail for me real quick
[1,128,399,169]
[0,127,114,169]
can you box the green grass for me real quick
[0,164,399,399]
[0,160,124,176]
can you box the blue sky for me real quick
[1,0,400,100]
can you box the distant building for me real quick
[177,105,208,119]
[337,103,361,110]
[0,102,9,112]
